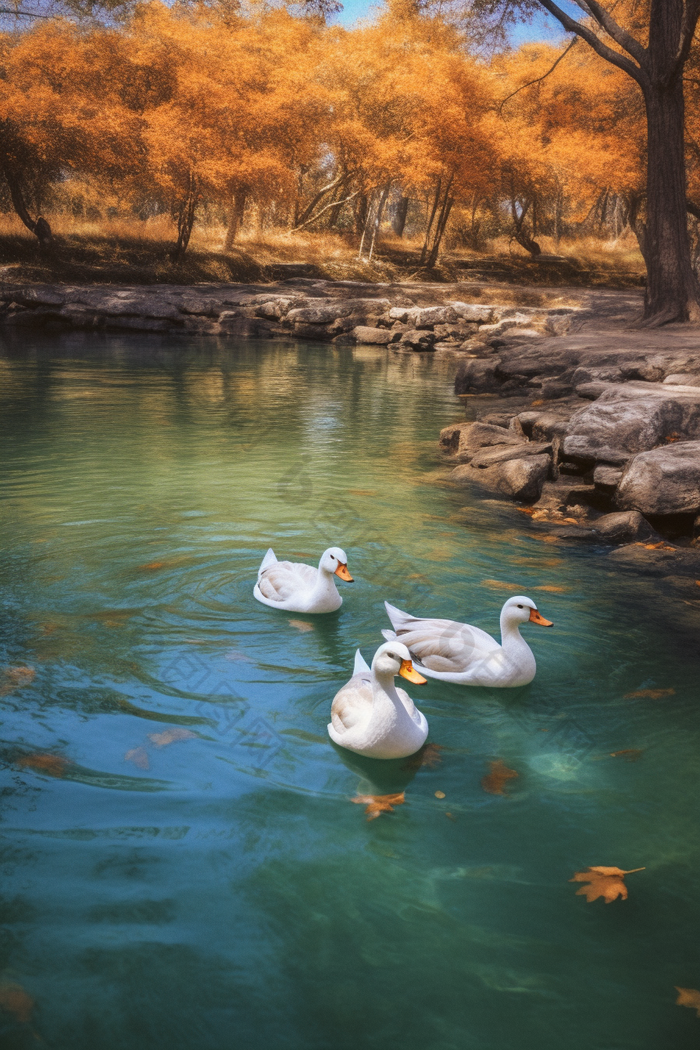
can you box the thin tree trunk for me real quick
[367,183,390,263]
[420,179,442,265]
[171,172,197,261]
[426,176,454,269]
[1,164,52,246]
[224,192,247,251]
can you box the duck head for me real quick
[319,547,353,581]
[501,596,553,629]
[372,641,427,683]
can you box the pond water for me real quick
[1,332,699,1050]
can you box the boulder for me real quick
[439,421,525,459]
[593,464,623,489]
[415,306,458,327]
[286,298,390,325]
[454,358,502,394]
[592,511,658,543]
[353,325,393,345]
[563,386,700,463]
[450,454,550,502]
[616,440,700,516]
[180,296,225,316]
[399,329,437,351]
[663,373,700,387]
[469,441,552,468]
[447,302,496,323]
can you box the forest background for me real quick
[0,0,695,287]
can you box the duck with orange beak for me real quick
[382,596,553,687]
[328,642,429,759]
[254,546,353,613]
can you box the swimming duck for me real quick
[254,546,353,613]
[382,596,552,688]
[328,642,429,759]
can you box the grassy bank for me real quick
[0,215,647,287]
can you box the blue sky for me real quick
[334,0,572,43]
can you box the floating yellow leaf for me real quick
[16,752,69,777]
[481,760,519,796]
[624,688,675,700]
[351,792,405,821]
[675,987,700,1017]
[125,746,150,770]
[481,579,520,591]
[0,666,36,695]
[570,866,645,903]
[148,728,196,748]
[402,743,443,770]
[534,584,568,593]
[610,749,643,761]
[434,790,446,799]
[289,619,314,632]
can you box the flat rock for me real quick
[451,454,550,502]
[399,329,437,350]
[593,464,624,488]
[608,544,700,576]
[617,440,700,516]
[469,442,552,468]
[353,325,393,345]
[439,421,525,458]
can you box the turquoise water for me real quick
[1,332,699,1050]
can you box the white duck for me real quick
[328,642,429,759]
[254,546,353,613]
[382,596,553,688]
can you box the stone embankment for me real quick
[441,312,700,575]
[0,278,578,347]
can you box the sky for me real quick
[334,0,573,43]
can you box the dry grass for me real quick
[0,211,646,287]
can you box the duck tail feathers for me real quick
[353,649,371,675]
[383,600,412,629]
[258,547,277,578]
[380,629,396,642]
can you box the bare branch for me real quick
[570,0,647,67]
[295,191,359,229]
[499,35,577,113]
[536,0,648,88]
[672,0,700,80]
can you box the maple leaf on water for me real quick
[125,746,150,770]
[624,688,675,700]
[675,988,700,1017]
[402,743,443,771]
[0,979,34,1024]
[351,792,405,821]
[570,866,645,903]
[0,666,36,696]
[148,728,196,748]
[15,753,69,778]
[481,760,519,796]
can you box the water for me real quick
[1,332,699,1050]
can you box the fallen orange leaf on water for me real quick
[481,579,520,591]
[16,752,69,778]
[675,987,700,1017]
[148,728,196,748]
[0,666,36,695]
[402,743,443,770]
[624,688,675,700]
[351,792,405,821]
[435,790,446,799]
[610,749,644,761]
[289,620,314,632]
[138,561,165,571]
[534,584,568,593]
[570,865,645,903]
[125,746,150,770]
[481,760,519,796]
[0,979,35,1024]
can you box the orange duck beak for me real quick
[399,659,427,684]
[529,608,553,627]
[334,562,354,582]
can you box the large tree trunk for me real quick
[391,195,409,237]
[642,78,700,323]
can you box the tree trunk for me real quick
[391,195,409,237]
[642,78,700,323]
[420,179,442,265]
[224,192,247,250]
[1,164,52,246]
[171,173,197,261]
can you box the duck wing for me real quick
[386,614,500,675]
[330,676,372,734]
[257,560,317,602]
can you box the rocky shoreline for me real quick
[4,276,700,577]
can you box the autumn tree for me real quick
[468,0,700,324]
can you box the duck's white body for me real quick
[382,597,552,688]
[254,546,352,614]
[328,643,429,759]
